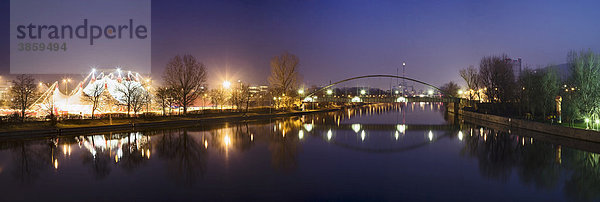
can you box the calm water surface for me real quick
[1,103,600,201]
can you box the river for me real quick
[0,103,599,201]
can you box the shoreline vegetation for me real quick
[456,108,600,143]
[0,105,348,137]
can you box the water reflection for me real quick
[6,139,52,183]
[0,103,599,201]
[460,125,600,201]
[156,130,207,186]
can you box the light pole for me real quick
[396,63,399,95]
[402,61,406,96]
[62,78,71,119]
[63,78,71,94]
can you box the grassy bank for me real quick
[0,106,344,133]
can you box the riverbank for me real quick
[0,107,343,138]
[456,109,600,143]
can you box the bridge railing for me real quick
[302,96,461,103]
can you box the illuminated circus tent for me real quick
[33,68,150,116]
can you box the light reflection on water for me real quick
[0,103,599,201]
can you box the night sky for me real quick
[1,0,600,88]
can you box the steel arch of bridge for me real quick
[305,74,453,98]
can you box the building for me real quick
[0,79,10,104]
[248,85,268,94]
[506,57,522,79]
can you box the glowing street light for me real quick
[326,89,333,95]
[222,80,231,89]
[360,89,366,95]
[427,89,434,96]
[298,89,304,95]
[458,90,463,95]
[585,118,590,129]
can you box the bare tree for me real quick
[163,55,207,114]
[519,66,559,118]
[241,84,252,113]
[10,74,38,122]
[229,83,253,112]
[478,54,516,103]
[83,81,104,119]
[459,65,480,100]
[209,88,226,110]
[440,81,460,98]
[116,80,144,117]
[131,88,150,115]
[268,52,300,107]
[155,87,172,116]
[41,91,56,123]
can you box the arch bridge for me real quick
[302,74,461,103]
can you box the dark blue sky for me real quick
[2,0,600,87]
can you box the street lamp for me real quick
[298,89,304,95]
[326,89,333,95]
[222,80,231,89]
[427,89,434,96]
[62,78,71,94]
[360,89,366,95]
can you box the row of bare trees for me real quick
[457,54,519,104]
[156,51,301,115]
[4,51,301,121]
[457,51,600,123]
